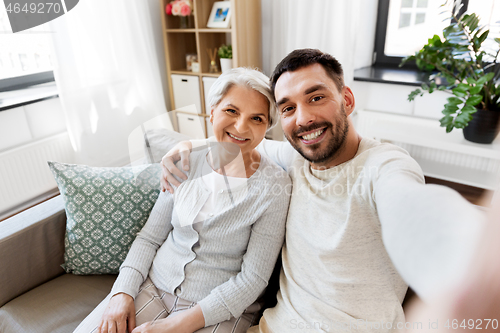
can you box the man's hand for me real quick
[160,141,192,193]
[407,194,500,332]
[131,304,205,333]
[98,293,136,333]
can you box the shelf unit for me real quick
[159,0,262,137]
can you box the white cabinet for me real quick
[171,74,202,114]
[176,112,206,139]
[202,77,218,114]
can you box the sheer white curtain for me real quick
[49,0,172,166]
[261,0,378,85]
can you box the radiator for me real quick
[0,132,75,220]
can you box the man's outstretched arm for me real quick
[375,168,486,301]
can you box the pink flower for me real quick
[180,4,191,16]
[168,0,192,16]
[171,1,182,16]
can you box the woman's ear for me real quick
[210,108,214,124]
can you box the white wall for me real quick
[351,81,450,120]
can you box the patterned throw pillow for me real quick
[48,161,161,275]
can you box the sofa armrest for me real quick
[0,196,66,307]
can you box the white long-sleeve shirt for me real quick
[255,137,485,333]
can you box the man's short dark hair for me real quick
[270,49,344,96]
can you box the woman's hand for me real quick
[98,293,136,333]
[131,304,205,333]
[160,140,192,193]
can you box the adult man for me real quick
[160,49,484,332]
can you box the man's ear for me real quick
[210,108,214,123]
[342,86,355,116]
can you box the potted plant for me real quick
[401,7,500,144]
[218,44,233,73]
[165,0,193,29]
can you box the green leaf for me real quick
[477,30,489,46]
[452,83,469,97]
[400,55,415,67]
[476,72,495,86]
[465,95,483,106]
[408,89,423,101]
[444,74,456,85]
[469,85,482,94]
[452,89,467,98]
[440,115,454,126]
[446,123,454,133]
[447,96,463,105]
[442,104,459,115]
[462,105,477,114]
[467,77,477,85]
[455,108,474,128]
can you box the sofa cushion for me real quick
[0,274,116,333]
[143,128,191,163]
[48,162,161,275]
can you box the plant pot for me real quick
[463,109,500,144]
[220,58,233,73]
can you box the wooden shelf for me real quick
[198,28,232,33]
[169,71,222,77]
[165,29,197,32]
[200,72,222,77]
[170,70,198,75]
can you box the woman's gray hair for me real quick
[207,67,278,129]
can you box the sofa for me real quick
[0,195,117,333]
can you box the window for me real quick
[374,0,500,66]
[0,4,55,92]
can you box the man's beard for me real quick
[284,105,349,165]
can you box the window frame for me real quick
[373,0,470,67]
[0,71,55,93]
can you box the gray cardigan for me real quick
[111,148,292,326]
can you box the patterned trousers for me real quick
[73,277,261,333]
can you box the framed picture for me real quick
[207,1,231,28]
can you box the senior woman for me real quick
[74,68,291,333]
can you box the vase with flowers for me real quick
[165,0,193,29]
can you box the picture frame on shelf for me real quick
[206,1,231,28]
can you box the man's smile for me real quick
[297,127,327,144]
